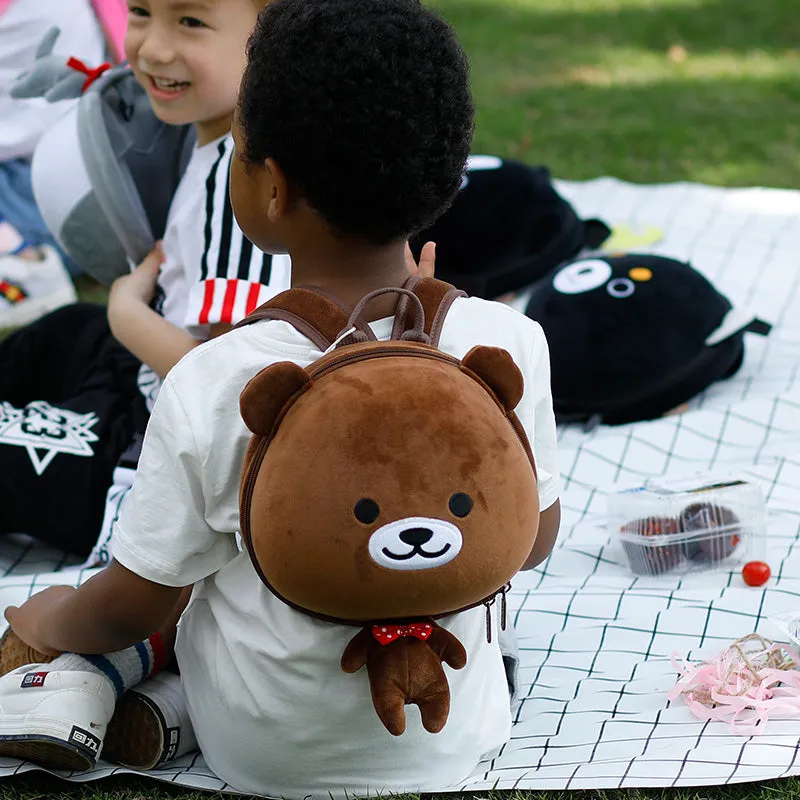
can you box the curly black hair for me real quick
[238,0,474,244]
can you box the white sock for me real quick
[44,633,167,699]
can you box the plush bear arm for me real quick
[426,626,467,670]
[340,627,373,673]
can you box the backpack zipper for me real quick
[308,344,460,379]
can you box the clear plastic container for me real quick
[769,613,800,649]
[608,477,767,576]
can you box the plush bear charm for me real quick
[341,620,467,736]
[237,280,541,736]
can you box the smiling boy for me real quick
[0,0,289,560]
[108,0,288,381]
[0,0,286,771]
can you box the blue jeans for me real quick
[0,159,80,275]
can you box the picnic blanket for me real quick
[2,176,800,794]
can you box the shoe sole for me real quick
[0,669,109,772]
[0,632,170,771]
[0,286,77,329]
[0,735,94,771]
[0,629,54,677]
[103,692,163,770]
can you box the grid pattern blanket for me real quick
[2,176,800,793]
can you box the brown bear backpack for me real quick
[235,277,540,736]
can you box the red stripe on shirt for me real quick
[220,279,237,323]
[198,280,215,325]
[245,283,261,316]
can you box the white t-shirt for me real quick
[138,133,292,407]
[113,297,560,798]
[0,0,106,162]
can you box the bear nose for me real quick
[399,527,433,546]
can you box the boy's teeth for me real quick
[152,77,188,91]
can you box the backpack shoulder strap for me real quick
[233,287,376,351]
[391,277,467,348]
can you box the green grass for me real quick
[435,0,800,187]
[5,0,800,796]
[6,777,800,800]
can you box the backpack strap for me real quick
[391,277,467,348]
[235,278,465,351]
[233,287,377,351]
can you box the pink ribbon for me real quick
[669,643,800,735]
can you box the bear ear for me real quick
[240,362,312,436]
[461,346,524,412]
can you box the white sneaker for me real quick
[103,672,197,770]
[0,665,116,771]
[0,246,77,329]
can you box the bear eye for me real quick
[448,493,473,518]
[354,498,380,525]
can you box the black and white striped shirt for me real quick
[141,133,291,410]
[157,133,291,340]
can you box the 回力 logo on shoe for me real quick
[20,671,48,688]
[0,401,99,475]
[165,727,181,761]
[69,725,101,756]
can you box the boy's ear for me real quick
[240,362,312,436]
[264,157,289,222]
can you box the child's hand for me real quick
[405,241,436,279]
[110,243,165,307]
[4,586,76,657]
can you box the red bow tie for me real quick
[67,57,112,93]
[372,622,433,646]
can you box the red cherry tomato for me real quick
[742,561,771,587]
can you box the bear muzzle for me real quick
[367,517,463,571]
